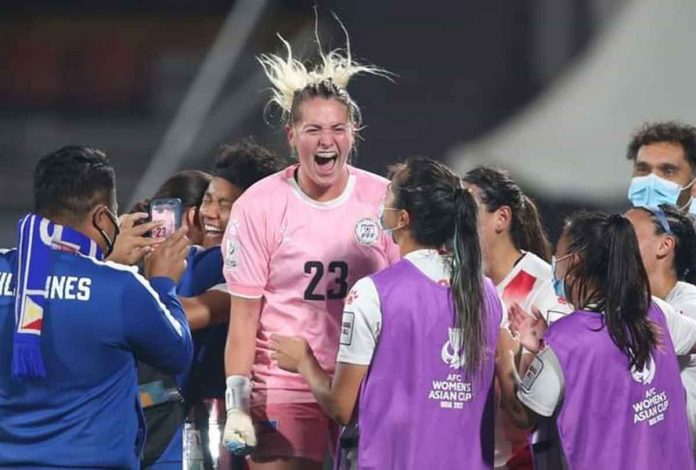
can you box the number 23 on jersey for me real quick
[303,261,349,301]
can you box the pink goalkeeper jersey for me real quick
[222,164,399,405]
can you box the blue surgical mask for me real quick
[552,277,566,299]
[628,173,693,208]
[551,254,572,300]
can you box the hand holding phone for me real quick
[149,198,182,239]
[144,226,191,283]
[106,212,162,265]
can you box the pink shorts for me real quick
[250,402,337,463]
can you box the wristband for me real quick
[225,375,251,413]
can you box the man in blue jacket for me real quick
[0,145,193,469]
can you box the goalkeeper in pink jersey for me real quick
[220,28,398,469]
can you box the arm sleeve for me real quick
[122,275,193,375]
[222,198,271,299]
[336,277,382,365]
[654,297,696,355]
[208,283,229,293]
[516,347,565,417]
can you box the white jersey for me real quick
[496,252,571,324]
[666,281,696,454]
[337,249,507,365]
[666,280,696,320]
[494,252,571,469]
[518,297,696,416]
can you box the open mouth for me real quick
[314,151,338,167]
[204,224,223,236]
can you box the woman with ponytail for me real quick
[271,157,505,469]
[625,204,696,453]
[462,166,561,317]
[499,211,696,469]
[463,166,569,470]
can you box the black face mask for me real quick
[92,207,120,258]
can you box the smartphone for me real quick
[149,198,182,239]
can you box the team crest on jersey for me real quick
[354,218,380,246]
[441,328,465,369]
[631,355,656,385]
[345,289,359,306]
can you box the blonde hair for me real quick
[258,19,392,126]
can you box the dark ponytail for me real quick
[517,195,552,261]
[462,166,551,261]
[641,204,696,285]
[390,157,484,375]
[452,187,485,375]
[565,212,657,371]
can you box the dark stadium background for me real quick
[0,0,628,246]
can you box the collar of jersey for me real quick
[664,281,696,305]
[404,249,441,261]
[496,251,533,289]
[287,170,356,209]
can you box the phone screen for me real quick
[150,199,182,239]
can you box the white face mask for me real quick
[378,200,404,236]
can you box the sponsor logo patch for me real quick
[520,355,544,391]
[341,312,355,346]
[224,237,239,270]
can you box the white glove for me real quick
[222,375,257,455]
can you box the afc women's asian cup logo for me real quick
[354,218,380,246]
[631,355,656,385]
[441,328,466,369]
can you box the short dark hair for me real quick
[626,121,696,171]
[34,145,115,222]
[214,138,286,190]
